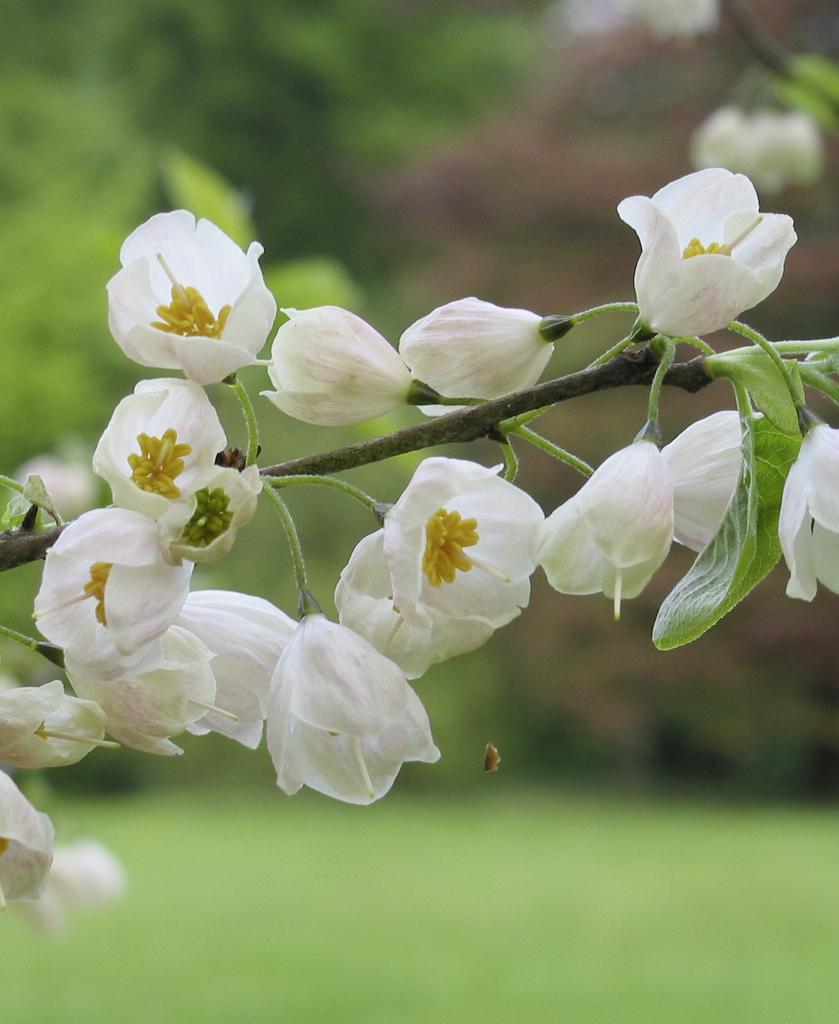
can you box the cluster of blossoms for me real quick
[4,166,839,913]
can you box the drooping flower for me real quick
[380,457,544,639]
[617,168,796,337]
[107,210,277,385]
[176,590,295,748]
[66,626,216,756]
[779,423,839,601]
[0,771,54,905]
[615,0,718,36]
[538,439,673,616]
[0,680,108,769]
[34,507,193,663]
[398,298,551,402]
[261,306,412,425]
[20,839,125,932]
[662,410,742,551]
[92,378,227,523]
[691,107,824,194]
[266,614,440,805]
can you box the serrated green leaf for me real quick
[162,151,256,248]
[708,352,800,436]
[653,417,800,650]
[264,258,363,313]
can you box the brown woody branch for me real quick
[0,350,712,575]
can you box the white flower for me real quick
[266,615,440,805]
[107,210,277,385]
[22,840,124,932]
[66,626,216,756]
[398,298,550,401]
[0,680,107,769]
[336,531,497,679]
[16,452,97,519]
[617,168,796,337]
[34,508,193,662]
[662,410,742,551]
[538,440,673,616]
[0,771,54,905]
[779,424,839,601]
[381,457,544,638]
[261,306,412,425]
[615,0,718,36]
[692,107,824,194]
[92,378,227,523]
[176,590,295,748]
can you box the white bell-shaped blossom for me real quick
[615,0,718,36]
[21,839,125,932]
[398,297,550,401]
[266,614,440,805]
[107,210,277,385]
[92,378,226,523]
[779,424,839,601]
[662,410,742,551]
[538,439,673,615]
[261,306,412,425]
[618,168,796,337]
[35,507,193,663]
[176,590,295,748]
[0,680,107,769]
[66,626,216,756]
[158,464,262,565]
[336,531,496,679]
[381,457,544,635]
[0,771,54,905]
[692,107,824,194]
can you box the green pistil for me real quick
[181,488,233,547]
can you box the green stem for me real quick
[499,439,519,482]
[0,623,40,653]
[228,378,260,467]
[0,475,24,495]
[261,486,308,595]
[265,474,377,512]
[771,338,839,354]
[511,426,592,478]
[499,406,550,431]
[727,320,803,408]
[571,301,638,325]
[674,335,716,356]
[798,364,839,406]
[732,378,755,419]
[647,339,676,426]
[587,333,637,369]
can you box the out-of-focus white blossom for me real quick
[399,298,550,402]
[22,840,124,932]
[35,507,193,664]
[779,424,839,601]
[0,680,107,769]
[261,306,412,425]
[662,410,742,551]
[16,453,97,519]
[615,0,718,36]
[0,771,54,905]
[177,590,295,748]
[266,614,439,805]
[538,440,673,616]
[107,210,276,385]
[618,168,796,337]
[692,107,824,194]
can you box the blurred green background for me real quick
[2,1,839,1019]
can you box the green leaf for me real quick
[264,258,363,313]
[162,151,256,248]
[773,54,839,130]
[0,493,31,531]
[707,351,800,436]
[653,417,800,650]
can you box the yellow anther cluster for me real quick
[0,837,9,856]
[422,507,479,587]
[682,238,731,260]
[83,562,113,626]
[128,428,192,499]
[152,284,231,339]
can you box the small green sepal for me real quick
[538,315,574,343]
[298,588,322,619]
[406,379,442,406]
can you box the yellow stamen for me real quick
[33,723,120,749]
[151,255,231,339]
[422,507,479,587]
[0,838,9,856]
[83,562,113,626]
[128,428,192,499]
[682,238,731,260]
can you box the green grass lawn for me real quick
[2,790,839,1023]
